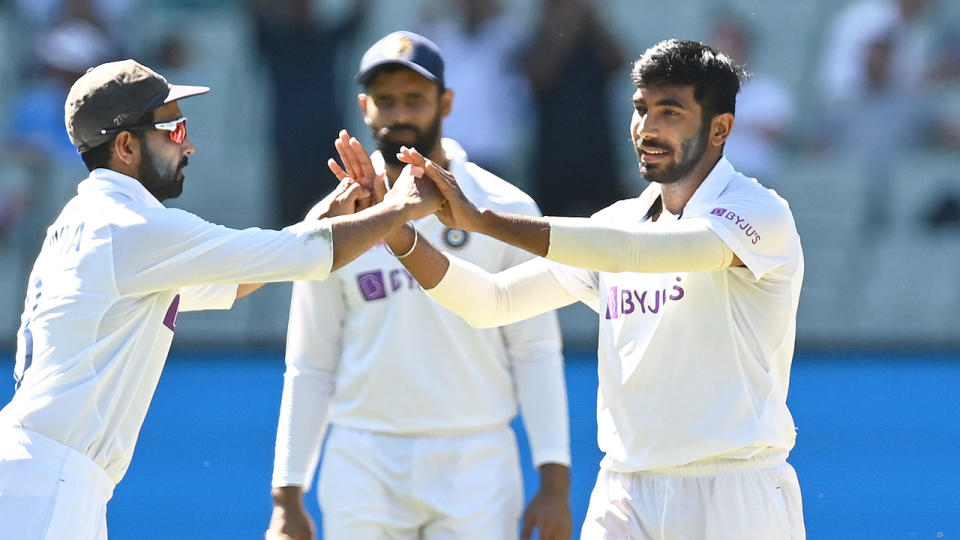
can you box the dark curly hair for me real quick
[631,39,747,121]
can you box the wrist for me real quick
[473,207,495,234]
[385,224,417,258]
[271,485,304,507]
[537,463,571,494]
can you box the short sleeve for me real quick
[700,195,799,281]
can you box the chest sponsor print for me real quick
[710,207,761,244]
[605,277,685,320]
[356,267,419,302]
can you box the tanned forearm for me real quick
[328,201,414,271]
[476,209,551,257]
[384,225,450,290]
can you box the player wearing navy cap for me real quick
[266,32,572,540]
[0,59,440,540]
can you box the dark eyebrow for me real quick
[653,98,686,109]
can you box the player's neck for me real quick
[659,153,721,215]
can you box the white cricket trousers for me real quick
[318,424,524,540]
[581,451,805,540]
[0,426,114,540]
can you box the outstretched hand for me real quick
[383,163,443,221]
[327,130,388,207]
[303,177,370,220]
[396,146,484,231]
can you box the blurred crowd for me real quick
[0,0,960,348]
[1,0,959,244]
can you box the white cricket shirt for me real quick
[273,140,569,489]
[1,168,334,485]
[550,157,804,472]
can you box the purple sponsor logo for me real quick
[605,277,685,320]
[357,271,388,301]
[357,268,421,302]
[710,207,761,244]
[163,294,180,331]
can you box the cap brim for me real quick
[356,60,439,86]
[164,84,210,103]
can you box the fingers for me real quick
[520,513,535,540]
[397,147,456,194]
[327,158,349,182]
[348,136,377,183]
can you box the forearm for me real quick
[328,201,412,271]
[384,224,450,290]
[475,209,551,257]
[545,217,735,273]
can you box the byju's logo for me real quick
[356,268,419,302]
[605,277,685,319]
[710,207,761,244]
[357,271,387,301]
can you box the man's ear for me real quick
[440,88,454,118]
[358,93,372,126]
[710,113,734,147]
[112,131,141,167]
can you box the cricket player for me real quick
[266,32,571,540]
[0,59,441,540]
[364,39,806,538]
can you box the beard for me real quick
[638,120,710,184]
[139,144,187,202]
[372,114,442,168]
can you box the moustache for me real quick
[178,157,189,170]
[638,140,672,152]
[378,125,421,138]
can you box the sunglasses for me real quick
[100,117,188,144]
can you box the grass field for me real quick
[1,350,958,539]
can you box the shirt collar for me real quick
[685,156,737,212]
[643,156,737,218]
[77,168,166,209]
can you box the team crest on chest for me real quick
[442,228,469,249]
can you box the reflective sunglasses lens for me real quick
[170,120,186,144]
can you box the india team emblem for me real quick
[382,33,414,58]
[443,228,469,249]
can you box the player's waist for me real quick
[0,425,116,499]
[604,447,790,477]
[329,414,514,438]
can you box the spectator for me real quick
[4,20,117,166]
[419,0,532,178]
[522,0,625,216]
[817,0,934,105]
[251,0,367,226]
[709,14,796,180]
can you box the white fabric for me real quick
[545,216,734,274]
[580,453,805,539]
[273,139,569,492]
[0,426,113,540]
[426,157,803,474]
[427,256,578,328]
[318,425,523,540]
[1,168,334,486]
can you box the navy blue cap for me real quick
[356,31,445,88]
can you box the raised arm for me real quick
[397,147,739,274]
